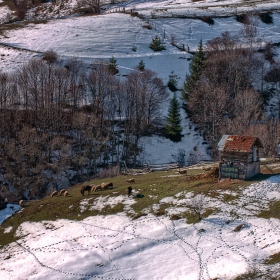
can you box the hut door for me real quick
[253,146,257,162]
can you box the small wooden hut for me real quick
[218,135,263,180]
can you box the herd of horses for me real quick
[80,182,114,196]
[48,178,136,199]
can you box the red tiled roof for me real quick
[221,135,263,153]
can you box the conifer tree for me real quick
[108,56,118,75]
[165,94,182,142]
[138,60,145,71]
[150,36,165,51]
[167,71,178,92]
[182,39,205,101]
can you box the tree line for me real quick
[0,54,169,200]
[182,16,280,158]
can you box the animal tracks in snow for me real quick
[1,176,280,279]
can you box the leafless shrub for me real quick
[13,0,28,20]
[170,34,176,45]
[42,50,58,64]
[97,165,120,179]
[143,24,152,30]
[77,0,101,14]
[187,194,205,221]
[200,16,214,26]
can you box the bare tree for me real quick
[123,69,168,166]
[230,88,263,132]
[240,13,259,49]
[245,119,280,157]
[0,72,10,112]
[77,0,101,14]
[13,0,28,20]
[187,194,205,221]
[187,31,265,156]
[264,65,280,119]
[42,50,58,64]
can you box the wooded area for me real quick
[0,58,168,200]
[2,13,280,201]
[183,17,280,158]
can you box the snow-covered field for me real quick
[0,4,280,278]
[1,174,280,279]
[108,0,280,18]
[1,10,280,163]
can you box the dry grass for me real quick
[0,164,279,248]
[263,251,280,265]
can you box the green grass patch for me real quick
[263,251,280,265]
[235,270,278,280]
[223,193,238,203]
[185,208,216,224]
[258,201,280,220]
[0,167,260,248]
[202,208,215,218]
[185,211,200,224]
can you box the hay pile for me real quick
[187,167,219,181]
[201,167,219,179]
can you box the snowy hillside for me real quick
[1,172,280,279]
[1,2,280,279]
[1,8,280,163]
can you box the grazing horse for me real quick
[92,185,102,192]
[81,185,91,196]
[51,191,58,197]
[19,200,28,206]
[125,178,135,183]
[59,189,66,196]
[101,182,113,190]
[127,186,133,197]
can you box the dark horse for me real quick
[127,186,132,197]
[81,185,91,196]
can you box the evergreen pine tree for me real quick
[167,71,178,92]
[182,39,205,101]
[150,36,166,51]
[165,94,182,142]
[108,56,118,75]
[138,60,145,71]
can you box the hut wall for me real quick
[245,162,260,179]
[220,151,250,164]
[219,148,260,180]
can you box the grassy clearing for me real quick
[258,201,280,220]
[222,193,239,203]
[0,165,279,248]
[264,251,280,265]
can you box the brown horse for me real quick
[51,191,58,197]
[59,189,66,196]
[92,185,102,192]
[125,178,135,183]
[101,182,113,190]
[81,185,91,196]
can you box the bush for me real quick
[236,14,248,24]
[259,12,273,24]
[14,0,28,20]
[42,50,58,64]
[200,16,214,26]
[167,71,178,92]
[143,24,152,30]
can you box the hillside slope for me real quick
[0,164,280,279]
